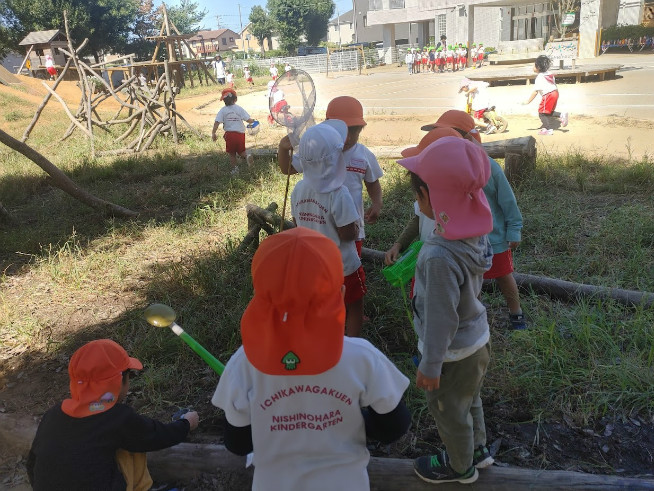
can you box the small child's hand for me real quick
[182,411,199,431]
[508,241,520,250]
[212,133,217,142]
[278,135,292,151]
[416,370,440,391]
[364,204,381,224]
[384,243,402,265]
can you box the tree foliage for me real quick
[4,0,140,61]
[267,0,334,54]
[249,5,275,55]
[128,0,157,60]
[165,0,206,34]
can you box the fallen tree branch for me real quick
[0,129,138,218]
[361,247,654,308]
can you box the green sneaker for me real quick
[414,450,479,484]
[473,445,495,469]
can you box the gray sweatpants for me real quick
[425,344,490,474]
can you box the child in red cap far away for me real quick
[212,88,257,175]
[212,227,411,491]
[387,109,527,330]
[277,96,383,337]
[27,339,199,491]
[397,137,494,485]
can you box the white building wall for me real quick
[441,6,501,47]
[616,0,643,24]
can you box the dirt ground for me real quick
[1,56,654,489]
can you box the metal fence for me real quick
[232,47,403,75]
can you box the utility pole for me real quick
[337,8,342,47]
[238,4,246,57]
[352,0,358,43]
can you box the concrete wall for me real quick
[601,0,621,26]
[616,0,644,24]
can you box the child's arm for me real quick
[524,90,538,105]
[277,136,298,175]
[337,221,359,242]
[211,121,221,141]
[361,399,411,444]
[224,420,253,456]
[490,159,523,247]
[384,215,419,265]
[363,179,383,224]
[117,407,198,453]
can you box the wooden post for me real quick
[504,153,531,185]
[163,60,179,144]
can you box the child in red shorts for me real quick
[524,55,569,135]
[212,88,257,174]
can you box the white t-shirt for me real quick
[414,201,434,242]
[405,53,413,64]
[212,338,409,491]
[226,73,234,84]
[469,81,490,111]
[290,180,361,275]
[212,60,225,78]
[534,72,557,95]
[285,64,291,72]
[244,68,251,79]
[270,66,278,77]
[292,143,383,240]
[215,104,250,133]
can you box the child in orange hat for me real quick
[212,88,258,175]
[277,96,383,337]
[27,339,199,491]
[390,110,527,331]
[397,137,493,485]
[212,227,410,491]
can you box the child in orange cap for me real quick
[212,227,410,491]
[212,88,257,175]
[27,339,199,491]
[277,96,383,337]
[397,137,493,485]
[394,110,527,330]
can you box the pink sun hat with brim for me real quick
[401,127,462,157]
[397,136,492,240]
[298,119,348,193]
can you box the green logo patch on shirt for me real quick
[281,351,300,370]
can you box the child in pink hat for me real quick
[396,137,494,485]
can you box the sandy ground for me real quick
[2,52,653,159]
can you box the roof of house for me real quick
[328,10,353,26]
[187,29,240,42]
[19,29,64,46]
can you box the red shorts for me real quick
[483,248,514,279]
[474,109,486,119]
[430,60,435,65]
[344,265,367,305]
[446,56,453,63]
[272,75,277,80]
[224,131,245,155]
[539,90,559,114]
[47,66,57,76]
[246,77,253,83]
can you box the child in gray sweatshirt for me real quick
[397,136,494,485]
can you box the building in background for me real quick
[18,30,69,75]
[326,6,411,46]
[236,23,280,54]
[183,29,240,58]
[366,0,649,63]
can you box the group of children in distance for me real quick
[406,36,485,75]
[29,72,549,488]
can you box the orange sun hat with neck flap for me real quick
[62,339,142,418]
[241,228,346,376]
[420,110,481,143]
[401,127,462,157]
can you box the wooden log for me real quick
[2,413,652,491]
[41,82,92,138]
[504,152,534,185]
[0,129,137,218]
[163,60,179,144]
[482,136,536,159]
[361,247,654,308]
[245,203,294,231]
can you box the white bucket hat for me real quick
[298,120,348,193]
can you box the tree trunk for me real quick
[0,129,138,218]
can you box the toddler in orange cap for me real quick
[397,137,494,485]
[277,96,383,336]
[212,227,410,491]
[212,87,257,175]
[410,110,527,331]
[27,339,199,491]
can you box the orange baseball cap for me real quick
[326,96,366,127]
[220,88,237,100]
[61,339,142,418]
[401,127,461,157]
[420,110,481,142]
[241,228,345,376]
